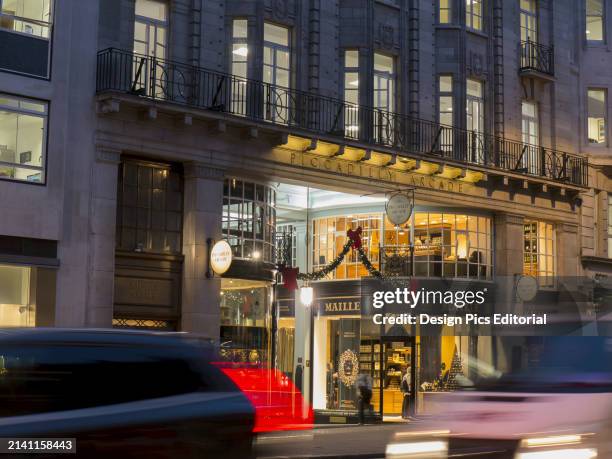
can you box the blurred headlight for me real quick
[521,435,582,448]
[386,440,448,458]
[515,448,597,459]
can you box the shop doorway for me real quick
[369,337,416,419]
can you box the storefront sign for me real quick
[285,151,476,195]
[386,192,413,226]
[210,240,233,274]
[516,275,538,302]
[319,299,361,315]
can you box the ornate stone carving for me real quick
[379,24,395,49]
[469,51,484,76]
[273,0,288,19]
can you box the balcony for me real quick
[96,48,586,188]
[519,40,554,77]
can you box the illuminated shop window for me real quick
[0,264,34,327]
[312,212,493,280]
[220,278,272,364]
[523,220,555,287]
[0,0,52,38]
[312,214,381,280]
[222,178,276,264]
[0,95,47,183]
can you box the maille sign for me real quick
[210,240,233,275]
[318,298,361,316]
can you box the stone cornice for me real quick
[183,161,225,181]
[95,146,121,165]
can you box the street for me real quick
[255,423,406,459]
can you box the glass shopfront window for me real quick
[220,278,272,365]
[313,315,361,411]
[222,179,277,263]
[523,219,555,286]
[0,95,47,183]
[312,211,493,280]
[312,214,381,280]
[116,160,183,254]
[0,264,34,327]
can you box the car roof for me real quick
[0,328,216,349]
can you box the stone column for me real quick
[494,213,525,277]
[86,147,121,327]
[557,222,580,278]
[181,162,224,338]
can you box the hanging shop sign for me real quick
[516,275,538,302]
[386,192,414,226]
[210,240,233,275]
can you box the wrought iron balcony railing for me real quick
[520,40,554,76]
[96,48,586,187]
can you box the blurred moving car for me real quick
[386,337,612,459]
[0,328,255,458]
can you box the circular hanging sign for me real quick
[516,275,538,302]
[386,193,413,226]
[210,240,233,275]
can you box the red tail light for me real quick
[214,364,313,433]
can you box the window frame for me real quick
[0,0,54,40]
[523,219,556,288]
[116,159,184,255]
[586,0,605,43]
[465,0,483,31]
[263,22,291,89]
[608,194,612,258]
[520,0,538,43]
[343,49,360,137]
[521,100,540,174]
[439,0,452,24]
[133,0,169,59]
[263,22,291,124]
[229,18,248,115]
[466,78,485,133]
[0,93,48,185]
[587,88,608,146]
[222,178,277,264]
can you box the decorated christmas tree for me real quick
[444,348,465,391]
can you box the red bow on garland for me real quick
[347,227,363,249]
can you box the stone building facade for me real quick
[0,1,611,351]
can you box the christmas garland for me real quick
[280,226,383,288]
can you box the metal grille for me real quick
[520,40,554,76]
[97,48,586,187]
[112,318,175,330]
